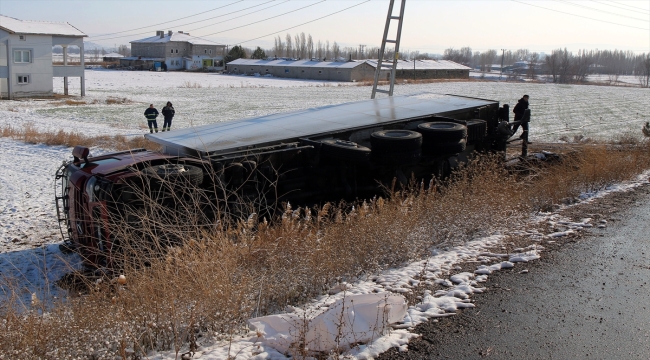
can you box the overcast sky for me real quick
[1,0,649,54]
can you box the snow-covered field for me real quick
[0,69,649,358]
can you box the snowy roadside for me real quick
[144,172,650,359]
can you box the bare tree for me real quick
[559,48,572,83]
[332,41,340,60]
[274,36,284,57]
[572,50,591,83]
[527,52,539,79]
[307,34,314,59]
[299,32,307,59]
[294,34,300,58]
[545,50,560,83]
[637,54,650,87]
[117,44,131,57]
[285,33,293,58]
[317,40,323,59]
[325,40,330,60]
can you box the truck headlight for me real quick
[85,176,97,203]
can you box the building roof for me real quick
[103,52,124,58]
[0,14,86,37]
[228,58,365,69]
[131,32,224,46]
[120,57,165,61]
[366,59,471,71]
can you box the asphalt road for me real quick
[379,186,650,359]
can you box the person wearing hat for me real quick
[144,104,159,133]
[161,101,175,132]
[512,94,531,144]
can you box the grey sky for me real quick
[2,0,649,53]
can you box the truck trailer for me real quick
[55,93,513,268]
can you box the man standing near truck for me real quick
[511,94,531,144]
[144,104,159,133]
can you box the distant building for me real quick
[367,60,470,80]
[102,52,124,62]
[122,31,226,71]
[226,58,470,82]
[226,58,377,81]
[0,14,87,99]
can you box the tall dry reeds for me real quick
[1,141,650,358]
[0,124,160,151]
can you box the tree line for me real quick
[443,47,650,86]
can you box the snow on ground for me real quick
[0,69,649,358]
[149,172,650,359]
[0,69,645,144]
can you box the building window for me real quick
[209,50,212,55]
[17,75,29,84]
[318,70,322,74]
[175,49,178,54]
[204,49,207,54]
[170,49,174,54]
[13,50,31,63]
[19,35,26,41]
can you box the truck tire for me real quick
[320,139,371,163]
[428,139,466,155]
[142,164,203,186]
[370,130,422,154]
[417,122,467,142]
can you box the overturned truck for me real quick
[56,93,515,268]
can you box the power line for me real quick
[199,0,327,37]
[510,0,649,30]
[604,0,650,12]
[231,0,371,46]
[185,0,291,33]
[89,0,277,42]
[88,1,243,38]
[556,0,648,21]
[591,0,650,14]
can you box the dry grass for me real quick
[48,97,134,106]
[179,81,203,88]
[1,141,650,358]
[0,124,160,151]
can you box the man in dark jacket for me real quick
[511,95,530,143]
[161,101,175,132]
[144,104,159,133]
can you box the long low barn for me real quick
[367,59,471,80]
[225,59,469,82]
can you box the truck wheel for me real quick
[428,139,467,155]
[370,130,422,154]
[417,122,467,142]
[320,139,371,163]
[142,164,203,186]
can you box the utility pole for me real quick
[500,49,505,80]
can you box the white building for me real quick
[0,14,87,99]
[124,31,225,71]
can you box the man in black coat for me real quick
[161,101,175,132]
[144,104,159,133]
[511,95,530,143]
